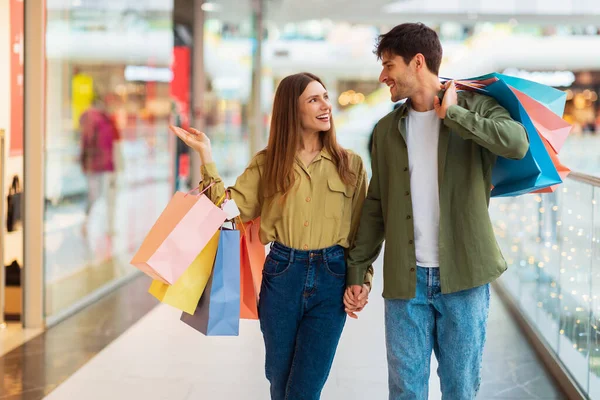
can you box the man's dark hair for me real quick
[375,23,443,75]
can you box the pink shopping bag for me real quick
[130,184,227,284]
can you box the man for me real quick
[344,23,529,399]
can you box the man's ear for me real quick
[414,53,426,70]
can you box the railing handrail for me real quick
[567,171,600,187]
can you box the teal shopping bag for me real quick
[443,75,563,197]
[470,73,567,117]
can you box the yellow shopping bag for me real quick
[148,231,220,314]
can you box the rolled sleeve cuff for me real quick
[443,104,469,131]
[445,104,468,120]
[346,266,367,287]
[363,265,374,289]
[201,162,220,180]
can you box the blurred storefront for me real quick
[563,71,600,136]
[202,11,266,184]
[43,0,176,321]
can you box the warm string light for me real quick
[490,181,600,372]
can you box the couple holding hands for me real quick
[171,22,528,400]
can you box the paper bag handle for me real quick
[184,181,216,198]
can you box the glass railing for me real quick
[490,172,600,398]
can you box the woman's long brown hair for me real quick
[262,72,356,199]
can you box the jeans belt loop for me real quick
[429,268,433,287]
[290,247,295,263]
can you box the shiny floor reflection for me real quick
[0,274,156,399]
[0,324,43,358]
[44,179,171,317]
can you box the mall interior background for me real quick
[1,0,600,398]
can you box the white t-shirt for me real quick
[405,108,441,268]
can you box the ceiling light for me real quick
[201,2,221,12]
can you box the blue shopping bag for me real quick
[470,73,567,117]
[180,228,241,336]
[446,75,563,197]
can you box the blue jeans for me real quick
[385,267,490,400]
[258,242,347,400]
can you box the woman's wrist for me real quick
[198,150,214,165]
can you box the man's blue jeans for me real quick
[385,266,490,400]
[259,242,347,400]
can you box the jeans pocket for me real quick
[262,255,291,277]
[324,255,347,278]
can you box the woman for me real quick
[171,72,372,400]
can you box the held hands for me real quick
[169,125,214,164]
[433,80,458,120]
[344,284,370,319]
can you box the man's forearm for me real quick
[346,197,385,286]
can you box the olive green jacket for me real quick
[347,91,529,299]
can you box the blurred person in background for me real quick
[79,94,120,237]
[345,23,529,399]
[171,72,373,400]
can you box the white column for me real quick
[249,0,264,156]
[23,0,45,329]
[191,0,205,186]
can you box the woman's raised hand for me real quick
[169,125,214,164]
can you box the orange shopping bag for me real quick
[130,184,227,284]
[239,218,266,320]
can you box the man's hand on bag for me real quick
[344,284,370,319]
[434,80,457,120]
[169,125,214,164]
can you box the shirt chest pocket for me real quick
[324,178,353,220]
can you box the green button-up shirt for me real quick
[347,91,529,299]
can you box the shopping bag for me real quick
[486,73,567,117]
[180,228,241,336]
[510,87,572,153]
[454,74,572,153]
[447,76,564,197]
[239,218,266,320]
[148,231,220,314]
[6,176,22,232]
[531,136,571,194]
[130,184,227,284]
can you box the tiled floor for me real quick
[33,257,564,400]
[0,324,43,358]
[0,274,157,400]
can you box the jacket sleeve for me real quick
[443,95,529,160]
[346,124,386,287]
[347,157,374,288]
